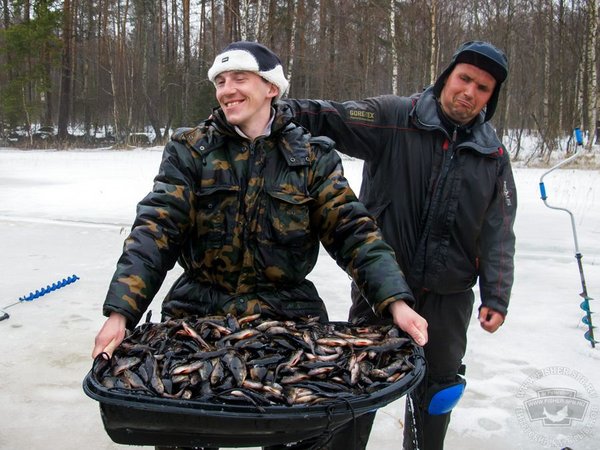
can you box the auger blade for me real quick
[582,316,590,326]
[583,329,597,347]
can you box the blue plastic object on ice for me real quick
[1,274,80,322]
[18,274,80,302]
[427,378,466,415]
[574,127,583,145]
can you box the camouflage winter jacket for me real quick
[103,103,414,328]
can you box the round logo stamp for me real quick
[515,366,599,448]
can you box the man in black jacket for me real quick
[286,41,517,450]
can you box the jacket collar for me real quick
[209,102,310,167]
[210,101,295,138]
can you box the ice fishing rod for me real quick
[539,128,596,348]
[0,274,80,321]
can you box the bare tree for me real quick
[390,0,398,95]
[286,0,299,83]
[57,0,73,141]
[429,0,438,86]
[183,0,191,124]
[584,0,598,148]
[0,0,597,157]
[254,0,263,40]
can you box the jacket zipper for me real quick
[411,127,457,288]
[435,127,457,213]
[240,139,256,228]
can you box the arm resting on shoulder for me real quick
[285,97,394,160]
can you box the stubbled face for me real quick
[439,63,496,125]
[215,71,278,139]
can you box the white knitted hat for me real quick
[208,41,290,99]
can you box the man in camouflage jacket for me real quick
[93,41,427,364]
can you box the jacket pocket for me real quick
[253,189,318,285]
[195,185,240,248]
[263,189,314,247]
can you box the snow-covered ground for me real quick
[0,147,599,449]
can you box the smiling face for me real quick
[439,63,496,125]
[214,71,279,140]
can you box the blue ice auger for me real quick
[539,128,596,348]
[0,274,80,321]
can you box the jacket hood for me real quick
[433,41,508,122]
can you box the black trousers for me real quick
[402,290,473,450]
[332,287,474,450]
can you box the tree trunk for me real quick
[255,0,263,40]
[585,0,597,148]
[57,0,73,142]
[390,0,398,95]
[429,0,438,85]
[183,0,191,124]
[286,0,299,86]
[542,0,551,155]
[2,0,10,29]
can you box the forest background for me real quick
[1,0,599,164]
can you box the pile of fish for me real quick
[92,314,419,408]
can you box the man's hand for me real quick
[92,312,127,358]
[389,300,428,346]
[478,306,505,333]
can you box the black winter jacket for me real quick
[287,87,517,315]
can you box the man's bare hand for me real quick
[478,306,505,333]
[389,300,428,346]
[92,312,127,358]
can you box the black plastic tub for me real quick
[83,347,425,448]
